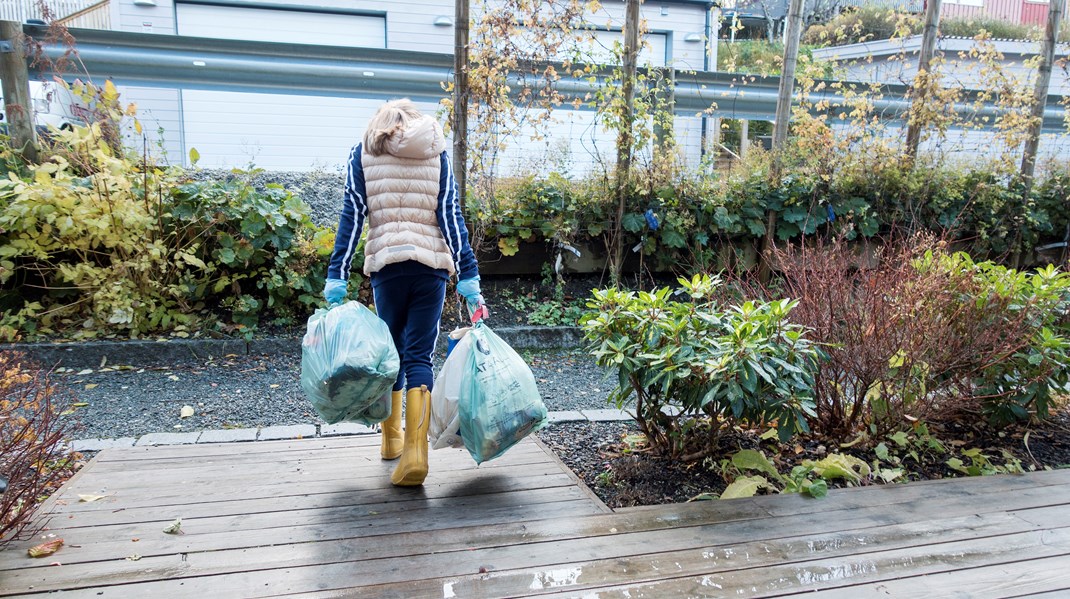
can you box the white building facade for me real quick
[90,0,720,173]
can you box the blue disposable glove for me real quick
[323,278,347,305]
[457,276,489,322]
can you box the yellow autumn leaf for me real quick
[28,539,63,558]
[103,80,119,102]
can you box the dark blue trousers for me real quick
[371,262,447,392]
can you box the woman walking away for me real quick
[322,99,487,487]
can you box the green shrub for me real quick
[940,17,1070,43]
[802,6,920,47]
[916,253,1070,425]
[0,125,330,340]
[581,274,819,461]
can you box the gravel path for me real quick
[54,348,614,440]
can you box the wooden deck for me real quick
[2,435,1070,598]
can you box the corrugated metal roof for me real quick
[810,34,1070,60]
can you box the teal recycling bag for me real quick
[459,322,548,463]
[301,301,400,425]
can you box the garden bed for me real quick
[541,410,1070,508]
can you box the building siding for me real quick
[103,0,717,172]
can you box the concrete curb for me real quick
[68,408,631,451]
[7,326,585,369]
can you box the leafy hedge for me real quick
[479,161,1069,272]
[0,126,332,340]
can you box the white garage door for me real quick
[176,3,389,169]
[181,92,443,172]
[176,3,386,47]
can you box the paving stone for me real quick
[258,424,317,441]
[70,437,137,452]
[197,428,259,443]
[136,432,201,446]
[579,408,632,422]
[546,410,586,423]
[320,422,376,437]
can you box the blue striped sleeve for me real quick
[327,143,367,281]
[436,151,479,280]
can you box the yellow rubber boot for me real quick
[380,390,404,460]
[391,385,430,486]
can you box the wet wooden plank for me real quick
[85,440,545,475]
[51,461,571,515]
[8,483,1068,596]
[6,433,1069,598]
[794,553,1070,598]
[93,434,384,462]
[529,527,1070,599]
[15,512,1067,598]
[306,505,1070,599]
[63,445,548,493]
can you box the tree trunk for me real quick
[757,0,804,284]
[904,0,943,164]
[0,21,37,163]
[452,0,470,223]
[1016,0,1064,269]
[611,0,640,287]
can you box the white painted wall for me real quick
[117,86,183,162]
[174,4,386,47]
[179,92,442,171]
[105,0,719,172]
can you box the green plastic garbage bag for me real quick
[300,301,400,425]
[459,322,548,463]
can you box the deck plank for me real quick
[2,433,1068,598]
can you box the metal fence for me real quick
[21,23,1068,133]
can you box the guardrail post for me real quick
[0,20,37,163]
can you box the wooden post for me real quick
[452,0,469,217]
[1017,0,1064,268]
[904,0,943,161]
[1020,0,1064,189]
[0,20,37,163]
[757,0,803,283]
[739,118,749,160]
[611,0,640,286]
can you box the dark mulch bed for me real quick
[538,407,1070,509]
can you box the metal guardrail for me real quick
[21,24,1070,133]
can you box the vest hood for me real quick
[384,115,446,160]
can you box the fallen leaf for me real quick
[168,375,180,382]
[28,539,64,558]
[179,405,195,418]
[163,518,183,535]
[83,384,97,390]
[126,554,142,561]
[269,384,280,389]
[99,356,107,368]
[77,494,106,503]
[77,369,93,375]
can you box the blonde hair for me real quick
[363,99,423,156]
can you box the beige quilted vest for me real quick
[361,116,455,276]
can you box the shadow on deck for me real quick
[2,434,1069,597]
